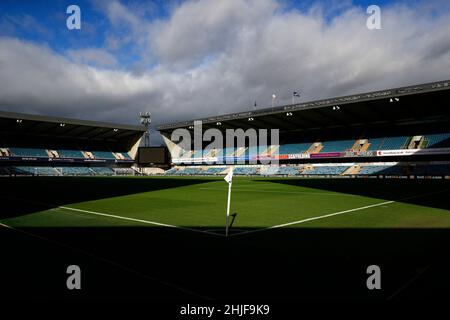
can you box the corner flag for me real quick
[224,168,233,236]
[224,167,233,184]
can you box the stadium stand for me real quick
[320,140,355,153]
[276,166,300,175]
[15,166,60,176]
[0,110,143,177]
[233,166,259,175]
[91,167,115,175]
[377,136,409,150]
[91,151,116,160]
[58,149,85,158]
[9,147,48,157]
[302,166,350,175]
[424,133,450,148]
[115,168,136,175]
[203,167,226,175]
[59,167,93,176]
[279,143,311,154]
[164,167,178,175]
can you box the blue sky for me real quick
[0,0,429,68]
[0,0,449,129]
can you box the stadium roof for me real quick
[157,79,450,134]
[0,111,146,151]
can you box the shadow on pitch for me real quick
[1,225,450,300]
[0,176,216,219]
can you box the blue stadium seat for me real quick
[14,166,59,176]
[91,151,116,159]
[203,167,225,175]
[320,140,355,153]
[276,166,300,175]
[58,149,85,158]
[10,147,48,157]
[278,143,311,154]
[302,166,349,175]
[425,133,450,148]
[378,136,408,150]
[359,165,404,175]
[366,138,384,150]
[91,167,114,175]
[59,167,93,175]
[234,166,258,175]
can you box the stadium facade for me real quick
[157,79,450,178]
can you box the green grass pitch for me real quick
[2,176,450,230]
[1,176,449,299]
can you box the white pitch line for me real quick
[229,200,396,237]
[58,206,226,237]
[229,188,450,237]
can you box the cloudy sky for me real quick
[1,0,450,142]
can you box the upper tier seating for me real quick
[58,149,85,158]
[279,143,311,154]
[9,148,48,157]
[91,151,116,159]
[320,140,355,153]
[425,133,450,148]
[379,136,408,150]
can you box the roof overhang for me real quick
[157,79,450,135]
[0,111,146,151]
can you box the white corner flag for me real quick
[224,167,233,236]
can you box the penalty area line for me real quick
[58,205,226,237]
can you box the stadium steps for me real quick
[307,143,322,153]
[352,139,368,151]
[343,165,361,175]
[408,136,424,149]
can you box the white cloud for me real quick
[66,48,118,68]
[0,0,450,142]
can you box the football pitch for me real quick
[1,176,450,300]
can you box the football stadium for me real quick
[1,79,450,302]
[2,0,450,311]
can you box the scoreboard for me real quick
[137,147,169,165]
